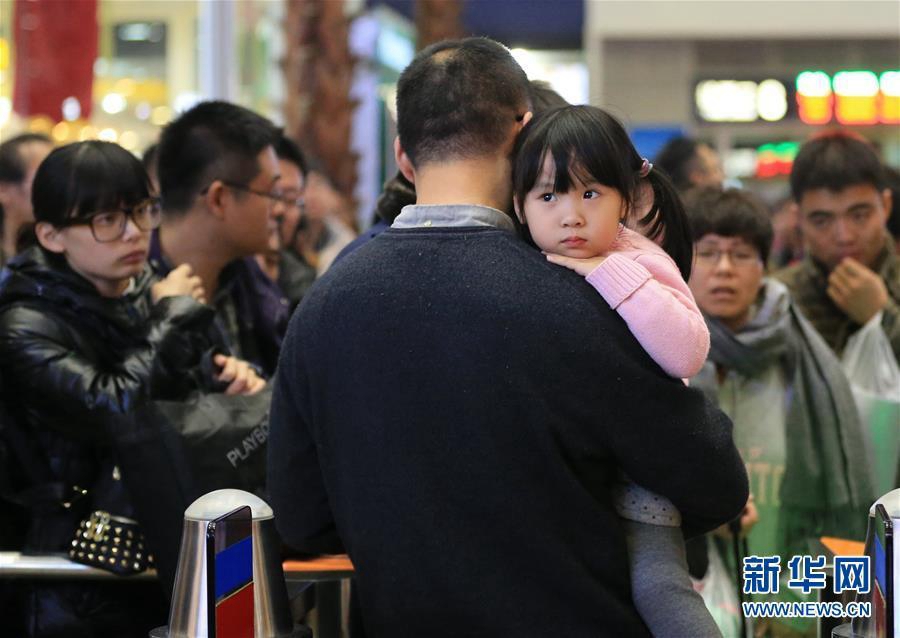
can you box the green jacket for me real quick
[774,235,900,360]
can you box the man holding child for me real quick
[268,37,748,636]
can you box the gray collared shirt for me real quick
[392,204,516,233]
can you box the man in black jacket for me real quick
[268,37,748,637]
[155,101,289,376]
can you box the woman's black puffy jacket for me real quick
[0,246,221,549]
[0,247,224,637]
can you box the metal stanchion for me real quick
[149,489,307,638]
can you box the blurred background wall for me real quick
[0,0,897,227]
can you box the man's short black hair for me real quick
[275,134,308,177]
[396,37,530,167]
[654,137,702,192]
[157,100,278,214]
[683,186,774,264]
[0,133,52,184]
[790,130,885,202]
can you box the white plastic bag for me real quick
[841,311,900,494]
[841,310,900,398]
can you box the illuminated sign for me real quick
[696,70,899,126]
[756,142,800,179]
[695,79,789,122]
[796,69,899,125]
[796,71,833,125]
[879,71,900,124]
[757,80,789,122]
[833,71,879,125]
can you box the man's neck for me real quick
[158,214,235,297]
[412,156,513,213]
[2,214,27,259]
[2,229,17,260]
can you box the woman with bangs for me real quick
[0,141,262,637]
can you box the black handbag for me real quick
[107,387,273,592]
[69,510,154,576]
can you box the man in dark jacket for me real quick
[775,131,900,361]
[268,37,748,637]
[155,101,290,376]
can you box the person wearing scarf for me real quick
[685,187,875,638]
[695,279,873,555]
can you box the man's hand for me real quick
[544,252,606,276]
[827,257,888,325]
[712,494,759,539]
[151,264,206,304]
[213,354,266,396]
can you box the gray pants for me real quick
[624,519,722,637]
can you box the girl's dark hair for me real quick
[512,105,693,280]
[31,141,151,227]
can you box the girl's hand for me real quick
[213,354,267,396]
[544,252,606,276]
[151,264,206,304]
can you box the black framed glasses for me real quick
[59,197,162,242]
[220,181,303,213]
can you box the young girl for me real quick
[512,105,720,636]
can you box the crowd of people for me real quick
[0,35,897,638]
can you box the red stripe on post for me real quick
[215,581,255,638]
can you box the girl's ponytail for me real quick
[635,166,694,281]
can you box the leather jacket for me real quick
[0,247,220,551]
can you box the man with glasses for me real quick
[155,100,290,376]
[775,131,899,362]
[263,134,317,310]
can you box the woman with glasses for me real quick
[0,141,261,637]
[684,187,874,638]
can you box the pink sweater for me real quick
[585,226,710,379]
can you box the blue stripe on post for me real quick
[215,535,253,600]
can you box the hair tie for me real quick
[639,158,653,178]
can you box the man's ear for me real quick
[0,182,12,208]
[394,137,415,184]
[202,180,229,221]
[518,111,533,130]
[35,222,65,254]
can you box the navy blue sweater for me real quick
[268,225,748,637]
